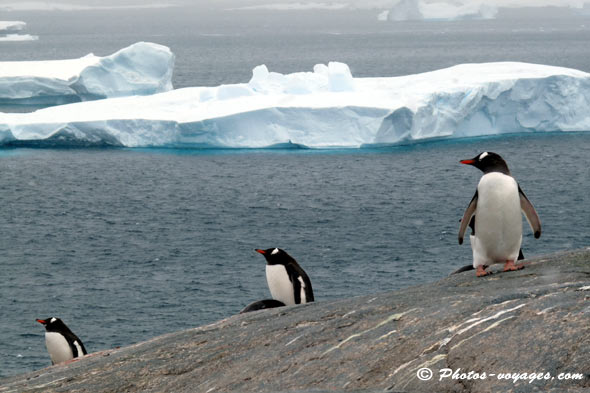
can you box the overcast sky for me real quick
[1,0,589,12]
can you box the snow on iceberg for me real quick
[1,61,590,148]
[0,42,174,107]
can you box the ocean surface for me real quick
[1,6,590,377]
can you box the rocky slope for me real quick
[1,249,589,393]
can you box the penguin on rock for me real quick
[458,152,541,277]
[36,317,87,365]
[255,248,314,305]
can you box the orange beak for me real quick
[460,159,475,165]
[255,249,266,255]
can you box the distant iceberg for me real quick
[0,42,174,107]
[0,21,26,32]
[385,0,497,21]
[381,0,590,22]
[227,3,348,11]
[0,34,38,42]
[1,60,590,148]
[0,20,38,42]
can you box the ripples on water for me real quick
[1,133,589,376]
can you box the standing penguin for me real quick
[36,317,87,365]
[255,248,314,305]
[458,152,541,277]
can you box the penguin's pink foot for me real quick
[476,265,490,277]
[503,260,524,272]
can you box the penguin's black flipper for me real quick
[62,328,87,357]
[285,263,303,304]
[240,299,286,313]
[518,184,541,238]
[458,190,478,245]
[302,277,314,303]
[286,262,314,303]
[75,336,87,356]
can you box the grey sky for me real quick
[1,0,590,12]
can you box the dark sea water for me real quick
[1,6,590,377]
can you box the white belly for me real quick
[45,332,73,364]
[473,172,522,266]
[266,265,295,305]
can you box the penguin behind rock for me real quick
[240,299,286,313]
[36,317,87,365]
[458,152,541,277]
[255,248,314,305]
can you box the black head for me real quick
[255,248,294,265]
[36,317,69,333]
[460,151,511,175]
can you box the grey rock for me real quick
[1,249,589,393]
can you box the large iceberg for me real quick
[1,61,590,148]
[0,42,174,107]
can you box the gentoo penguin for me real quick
[240,299,286,313]
[458,152,541,277]
[36,317,87,365]
[255,248,314,305]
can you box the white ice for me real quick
[384,0,590,21]
[1,60,590,148]
[386,0,497,21]
[226,0,589,14]
[0,42,174,106]
[0,34,38,42]
[0,21,26,32]
[0,20,36,41]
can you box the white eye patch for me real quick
[479,152,489,160]
[50,317,57,323]
[271,248,279,255]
